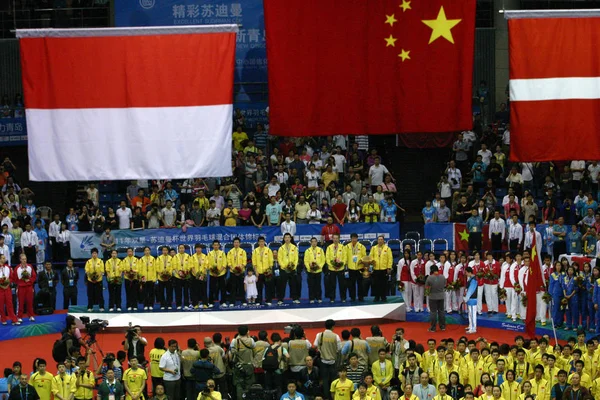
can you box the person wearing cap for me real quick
[314,319,342,400]
[181,338,201,400]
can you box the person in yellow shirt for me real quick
[592,374,600,400]
[84,248,104,312]
[30,360,53,400]
[568,360,592,389]
[227,237,247,307]
[529,365,550,400]
[345,233,366,302]
[252,236,274,306]
[207,240,227,308]
[171,243,192,310]
[305,237,325,303]
[155,246,173,310]
[190,243,208,309]
[362,195,380,223]
[490,386,505,400]
[331,367,354,400]
[544,354,560,389]
[223,199,239,227]
[352,382,373,400]
[440,353,465,389]
[139,246,156,311]
[363,374,382,400]
[149,338,166,392]
[465,349,485,389]
[327,234,347,303]
[582,340,599,379]
[398,384,418,400]
[499,370,519,400]
[123,356,147,400]
[232,126,248,152]
[74,356,94,400]
[105,249,123,312]
[372,349,393,398]
[432,383,451,400]
[322,165,338,192]
[369,236,393,302]
[422,339,438,376]
[278,233,299,304]
[52,363,76,400]
[527,338,542,368]
[122,247,139,311]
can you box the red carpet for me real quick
[4,322,522,372]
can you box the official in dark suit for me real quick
[38,261,59,310]
[61,259,79,309]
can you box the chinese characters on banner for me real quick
[0,118,27,146]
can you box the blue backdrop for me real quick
[0,118,27,146]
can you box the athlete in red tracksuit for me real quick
[12,254,36,321]
[0,254,18,324]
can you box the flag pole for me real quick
[535,233,558,346]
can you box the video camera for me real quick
[79,316,109,337]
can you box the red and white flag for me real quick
[17,26,237,181]
[507,10,600,162]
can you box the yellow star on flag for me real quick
[458,229,469,242]
[531,244,537,261]
[421,6,462,44]
[385,14,398,27]
[399,0,411,12]
[384,35,398,47]
[398,49,410,61]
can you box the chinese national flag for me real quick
[525,233,543,338]
[263,0,476,136]
[508,14,600,161]
[454,223,492,252]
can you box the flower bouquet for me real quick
[110,275,123,285]
[264,269,273,281]
[310,262,319,272]
[542,292,552,304]
[424,285,431,297]
[285,262,295,273]
[126,270,138,281]
[232,265,244,275]
[89,272,100,283]
[209,266,220,277]
[21,270,30,281]
[178,270,192,280]
[398,281,405,292]
[520,293,528,307]
[476,271,484,279]
[445,281,459,292]
[560,297,569,310]
[415,274,427,285]
[0,276,9,289]
[160,270,171,281]
[513,283,522,294]
[484,271,498,281]
[498,287,507,300]
[575,275,585,289]
[332,258,344,271]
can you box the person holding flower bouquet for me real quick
[326,234,347,303]
[190,243,208,309]
[207,240,227,307]
[227,237,247,307]
[441,254,456,313]
[396,249,413,310]
[562,264,580,330]
[549,260,565,328]
[409,251,426,312]
[369,235,393,302]
[499,253,516,320]
[13,253,36,322]
[454,254,468,312]
[304,237,325,303]
[277,233,299,304]
[535,255,552,326]
[85,248,105,312]
[139,246,156,311]
[346,233,367,302]
[156,245,173,309]
[483,252,500,315]
[518,256,530,320]
[105,249,123,311]
[252,236,274,305]
[171,244,192,310]
[0,254,18,325]
[123,247,140,311]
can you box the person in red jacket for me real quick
[13,253,36,322]
[0,254,18,325]
[320,217,340,243]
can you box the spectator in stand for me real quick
[368,157,391,193]
[445,160,462,193]
[321,218,340,243]
[232,126,248,152]
[505,166,524,197]
[332,195,347,225]
[422,201,436,224]
[452,133,470,173]
[206,200,221,227]
[346,199,361,224]
[294,195,310,224]
[281,213,296,236]
[161,201,176,228]
[436,200,451,222]
[66,208,78,231]
[521,162,535,194]
[475,200,490,223]
[454,195,471,223]
[571,160,586,191]
[438,176,452,205]
[116,201,132,230]
[362,196,380,223]
[560,166,573,201]
[477,144,492,166]
[503,195,520,218]
[471,155,487,191]
[567,225,582,255]
[381,198,397,223]
[131,189,150,213]
[522,194,539,223]
[466,209,483,252]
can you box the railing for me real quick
[0,6,110,38]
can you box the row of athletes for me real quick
[82,233,394,311]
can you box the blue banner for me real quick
[0,118,27,146]
[70,222,400,259]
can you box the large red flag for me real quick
[508,13,600,161]
[454,223,491,253]
[525,232,543,338]
[264,0,476,136]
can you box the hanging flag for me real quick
[264,0,476,136]
[507,10,600,161]
[525,232,543,338]
[17,26,237,181]
[453,223,492,253]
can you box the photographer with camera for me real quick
[123,326,148,365]
[95,353,121,382]
[198,379,221,400]
[74,357,94,400]
[230,326,256,400]
[203,336,228,400]
[190,349,221,400]
[159,340,181,400]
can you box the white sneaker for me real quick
[168,306,173,310]
[406,308,413,312]
[277,301,283,305]
[242,303,247,306]
[317,299,322,303]
[14,321,20,325]
[109,308,114,312]
[99,308,105,312]
[17,318,22,323]
[87,308,92,312]
[29,317,35,322]
[266,302,272,306]
[117,308,122,312]
[2,321,6,325]
[160,307,165,310]
[127,307,132,311]
[310,300,315,304]
[177,306,182,310]
[229,304,235,308]
[294,300,301,304]
[208,304,214,308]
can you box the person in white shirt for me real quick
[159,339,181,400]
[161,201,177,228]
[48,214,61,262]
[499,254,516,320]
[116,201,132,230]
[477,144,492,166]
[588,161,600,192]
[502,125,510,146]
[502,188,519,207]
[523,221,542,252]
[20,223,38,265]
[280,214,297,236]
[368,157,391,191]
[0,211,12,231]
[537,257,551,325]
[571,160,586,190]
[521,162,535,192]
[445,161,462,191]
[396,252,413,312]
[409,253,426,313]
[0,235,10,266]
[488,212,506,259]
[306,203,322,225]
[332,148,346,175]
[518,258,530,320]
[508,216,523,255]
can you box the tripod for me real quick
[82,333,105,366]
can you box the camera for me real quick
[80,316,109,337]
[103,353,116,364]
[126,327,137,341]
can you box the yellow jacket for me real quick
[529,378,550,400]
[122,256,139,280]
[156,255,172,281]
[592,377,600,400]
[362,203,380,222]
[84,258,104,282]
[304,246,326,273]
[190,253,207,278]
[499,381,520,400]
[326,243,346,272]
[227,248,247,275]
[278,244,299,271]
[105,258,123,280]
[207,250,227,276]
[139,255,157,281]
[252,247,273,275]
[51,373,76,398]
[171,252,191,279]
[371,359,393,387]
[346,242,367,271]
[465,359,486,388]
[438,363,466,388]
[369,245,393,270]
[583,352,600,379]
[74,370,95,400]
